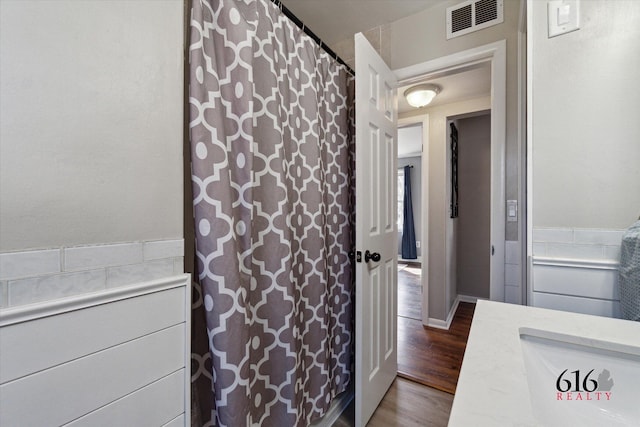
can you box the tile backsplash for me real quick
[532,228,625,262]
[0,239,184,308]
[504,240,522,305]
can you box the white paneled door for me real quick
[354,32,398,427]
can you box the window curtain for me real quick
[188,0,355,425]
[401,165,417,259]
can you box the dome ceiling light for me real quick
[404,84,441,108]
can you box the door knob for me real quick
[365,250,381,263]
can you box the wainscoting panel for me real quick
[0,275,190,427]
[65,370,184,427]
[531,257,620,318]
[532,261,619,300]
[163,415,186,427]
[0,285,185,383]
[532,292,621,318]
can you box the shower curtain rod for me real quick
[272,0,355,75]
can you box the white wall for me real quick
[0,0,184,252]
[528,0,640,317]
[531,0,640,229]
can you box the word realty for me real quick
[554,368,614,402]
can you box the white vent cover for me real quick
[446,0,503,39]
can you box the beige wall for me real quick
[456,113,491,299]
[403,96,491,320]
[0,0,184,252]
[332,1,521,321]
[531,0,640,229]
[390,0,521,243]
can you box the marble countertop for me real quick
[448,300,640,426]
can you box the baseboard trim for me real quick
[427,295,480,330]
[457,294,480,304]
[311,385,354,427]
[427,298,459,330]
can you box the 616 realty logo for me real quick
[555,368,614,401]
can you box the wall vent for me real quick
[446,0,503,40]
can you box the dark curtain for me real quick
[401,165,417,259]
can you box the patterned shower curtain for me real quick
[188,0,355,425]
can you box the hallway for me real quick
[396,262,474,394]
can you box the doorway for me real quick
[397,122,425,322]
[449,111,492,301]
[394,40,507,327]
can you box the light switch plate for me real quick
[548,0,580,38]
[507,200,518,222]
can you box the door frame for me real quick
[397,115,429,322]
[394,40,507,307]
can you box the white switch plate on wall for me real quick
[507,200,518,222]
[548,0,580,38]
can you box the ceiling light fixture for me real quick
[404,84,441,108]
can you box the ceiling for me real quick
[279,0,492,155]
[279,0,447,46]
[398,62,491,115]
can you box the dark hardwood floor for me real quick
[330,265,475,426]
[397,263,475,394]
[397,303,474,394]
[397,263,422,320]
[331,377,453,427]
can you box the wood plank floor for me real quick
[331,265,475,426]
[331,377,453,427]
[397,264,422,320]
[397,302,475,394]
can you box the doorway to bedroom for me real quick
[397,123,423,324]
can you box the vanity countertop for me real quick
[448,300,640,426]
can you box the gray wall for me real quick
[531,0,640,229]
[0,0,184,252]
[402,97,491,321]
[390,0,521,242]
[390,0,520,321]
[456,113,491,299]
[398,156,422,259]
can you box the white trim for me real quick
[312,386,354,427]
[427,315,452,330]
[518,0,528,306]
[394,40,507,309]
[532,257,619,270]
[183,277,192,427]
[427,296,460,330]
[526,0,534,307]
[0,274,190,327]
[398,114,430,325]
[457,294,481,304]
[427,294,481,330]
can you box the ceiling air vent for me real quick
[447,0,503,40]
